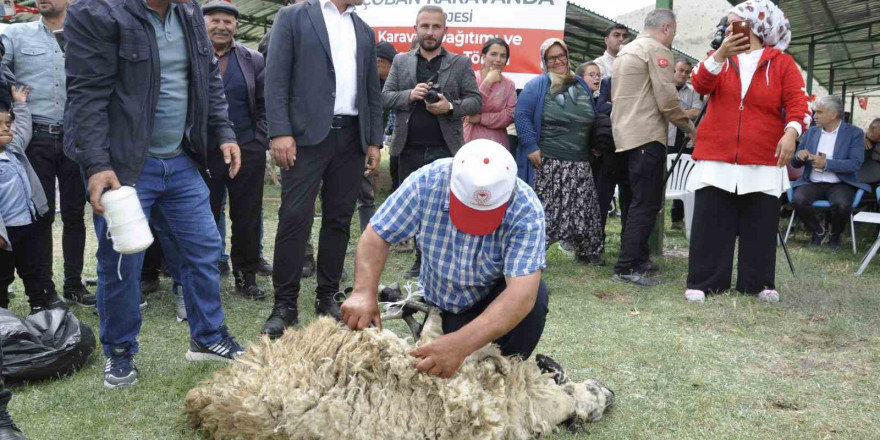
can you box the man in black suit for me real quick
[264,0,383,337]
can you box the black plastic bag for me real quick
[0,308,95,381]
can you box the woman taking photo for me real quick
[515,38,604,264]
[464,38,517,148]
[685,0,811,303]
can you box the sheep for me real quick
[185,309,614,440]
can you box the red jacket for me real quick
[690,48,811,166]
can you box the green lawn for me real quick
[7,159,880,440]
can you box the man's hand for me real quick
[271,136,297,171]
[775,128,798,167]
[410,333,470,378]
[713,32,750,63]
[483,69,502,86]
[88,170,122,215]
[10,85,29,103]
[810,153,827,170]
[410,83,431,103]
[467,114,481,124]
[341,291,382,331]
[364,144,381,177]
[220,142,241,178]
[796,149,810,162]
[527,149,542,168]
[426,93,452,116]
[866,138,873,151]
[0,236,6,249]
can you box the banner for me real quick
[357,0,568,87]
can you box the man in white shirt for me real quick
[593,24,629,80]
[265,0,384,337]
[791,95,870,250]
[668,58,703,229]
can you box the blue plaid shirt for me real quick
[371,159,546,313]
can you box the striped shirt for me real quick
[371,159,546,313]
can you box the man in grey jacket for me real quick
[382,5,481,279]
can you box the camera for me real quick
[424,83,442,104]
[711,16,729,50]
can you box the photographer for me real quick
[382,5,481,279]
[684,0,811,304]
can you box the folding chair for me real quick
[854,191,880,276]
[783,186,870,254]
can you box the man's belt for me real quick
[34,123,64,135]
[331,115,358,129]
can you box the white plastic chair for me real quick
[665,154,697,239]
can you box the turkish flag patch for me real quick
[658,58,669,67]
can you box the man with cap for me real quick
[341,139,549,378]
[202,0,269,301]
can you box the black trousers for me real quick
[26,130,87,287]
[615,142,666,273]
[273,125,364,306]
[792,182,856,236]
[0,216,54,308]
[357,174,376,233]
[590,153,618,245]
[442,278,548,359]
[398,143,452,183]
[390,154,400,192]
[204,140,266,273]
[141,226,166,281]
[687,186,780,294]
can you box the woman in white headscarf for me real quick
[514,38,605,265]
[684,0,811,303]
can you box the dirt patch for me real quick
[802,314,829,325]
[663,248,689,258]
[592,290,632,305]
[767,397,802,411]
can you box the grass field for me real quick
[7,158,880,440]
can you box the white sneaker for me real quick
[758,289,780,303]
[684,289,705,303]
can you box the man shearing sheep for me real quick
[341,139,549,378]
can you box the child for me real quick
[0,85,65,315]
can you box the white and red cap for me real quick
[449,139,517,236]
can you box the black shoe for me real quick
[257,258,273,276]
[29,294,68,316]
[613,270,660,287]
[404,258,420,279]
[315,293,342,321]
[302,255,316,278]
[378,283,405,303]
[639,260,659,273]
[670,220,685,230]
[261,305,299,338]
[809,232,826,247]
[827,234,841,251]
[218,261,231,275]
[233,271,266,301]
[0,392,26,440]
[576,254,606,266]
[63,282,97,307]
[139,277,160,297]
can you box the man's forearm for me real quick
[449,272,541,355]
[351,225,392,298]
[685,108,701,121]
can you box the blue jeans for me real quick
[218,190,264,262]
[93,155,226,356]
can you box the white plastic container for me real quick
[100,186,154,254]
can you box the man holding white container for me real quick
[63,0,246,388]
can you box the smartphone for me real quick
[731,20,750,41]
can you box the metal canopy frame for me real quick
[565,2,699,68]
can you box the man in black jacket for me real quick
[264,0,383,337]
[202,0,268,301]
[65,0,246,388]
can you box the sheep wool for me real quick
[185,316,614,440]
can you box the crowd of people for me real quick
[0,0,879,438]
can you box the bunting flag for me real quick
[859,97,869,111]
